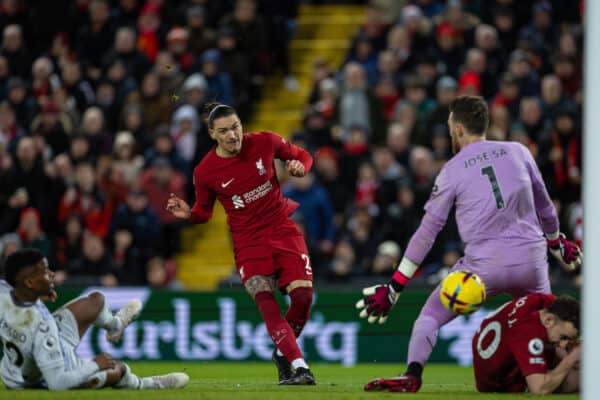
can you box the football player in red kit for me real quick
[166,103,316,385]
[472,293,580,394]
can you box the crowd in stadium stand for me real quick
[0,0,300,288]
[282,0,583,286]
[0,0,584,289]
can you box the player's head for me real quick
[3,248,54,297]
[448,95,489,153]
[542,295,580,348]
[204,102,243,157]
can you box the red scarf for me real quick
[552,132,579,187]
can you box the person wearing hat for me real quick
[200,49,234,105]
[370,240,401,275]
[166,27,194,72]
[427,76,457,135]
[112,131,144,186]
[182,72,206,102]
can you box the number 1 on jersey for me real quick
[481,166,505,209]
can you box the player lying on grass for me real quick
[0,248,189,390]
[356,96,582,392]
[472,293,580,394]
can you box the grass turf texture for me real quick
[0,362,579,399]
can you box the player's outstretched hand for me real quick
[355,284,400,324]
[166,193,191,219]
[286,160,306,177]
[94,353,116,371]
[547,233,582,271]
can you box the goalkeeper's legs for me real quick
[406,286,456,373]
[365,287,455,392]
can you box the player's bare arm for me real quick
[244,275,276,299]
[166,193,191,219]
[525,345,581,394]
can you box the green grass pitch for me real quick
[0,362,580,399]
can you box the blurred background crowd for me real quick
[0,0,583,289]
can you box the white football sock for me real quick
[95,302,122,332]
[291,358,309,370]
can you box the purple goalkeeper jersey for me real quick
[405,140,559,268]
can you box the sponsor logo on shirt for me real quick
[232,195,245,209]
[242,181,273,203]
[221,178,235,188]
[529,357,545,365]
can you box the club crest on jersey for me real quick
[256,158,266,175]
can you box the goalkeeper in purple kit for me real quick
[355,96,582,392]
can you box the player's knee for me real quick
[288,286,313,313]
[87,291,106,311]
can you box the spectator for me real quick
[54,213,84,271]
[111,130,144,185]
[1,24,31,77]
[335,62,384,141]
[76,0,115,80]
[0,232,21,261]
[186,5,216,55]
[110,188,161,259]
[81,106,113,156]
[199,49,234,105]
[66,230,118,286]
[369,240,401,276]
[58,162,114,238]
[284,172,336,264]
[110,228,144,285]
[170,104,200,165]
[17,207,52,257]
[138,156,187,258]
[313,146,350,225]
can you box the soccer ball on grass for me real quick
[439,270,486,315]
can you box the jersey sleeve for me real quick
[508,327,549,377]
[518,143,559,234]
[33,321,99,390]
[404,166,455,264]
[189,166,216,224]
[0,280,11,294]
[268,132,313,173]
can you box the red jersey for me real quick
[472,293,557,392]
[190,131,313,249]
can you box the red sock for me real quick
[285,287,313,337]
[254,291,303,362]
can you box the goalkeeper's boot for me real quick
[272,349,293,383]
[107,299,143,343]
[279,367,317,385]
[364,374,422,392]
[147,372,189,389]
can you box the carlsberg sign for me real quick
[73,288,359,366]
[55,287,534,365]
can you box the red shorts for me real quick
[234,220,313,291]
